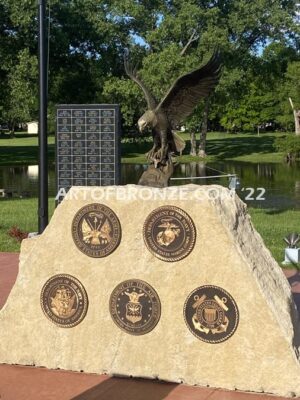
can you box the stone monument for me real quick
[0,184,299,397]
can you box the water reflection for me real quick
[0,161,300,210]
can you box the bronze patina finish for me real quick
[72,203,121,258]
[124,52,221,187]
[40,274,88,328]
[184,285,239,343]
[109,279,161,335]
[143,206,196,262]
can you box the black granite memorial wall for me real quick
[56,104,121,201]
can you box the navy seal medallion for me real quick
[41,274,88,328]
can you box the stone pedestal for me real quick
[0,185,299,397]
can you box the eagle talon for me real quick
[146,146,159,161]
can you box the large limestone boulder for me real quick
[0,185,299,397]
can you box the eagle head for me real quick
[138,110,157,132]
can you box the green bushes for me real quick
[274,135,300,160]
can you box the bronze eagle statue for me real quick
[124,51,221,186]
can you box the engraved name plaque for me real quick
[56,104,121,202]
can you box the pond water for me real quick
[0,161,300,210]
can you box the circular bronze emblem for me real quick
[109,279,161,335]
[184,285,239,344]
[143,206,196,262]
[72,203,121,258]
[41,274,88,328]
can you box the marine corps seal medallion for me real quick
[143,206,196,262]
[72,203,121,258]
[109,279,161,335]
[41,274,88,328]
[184,285,239,343]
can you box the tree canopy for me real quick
[0,0,299,133]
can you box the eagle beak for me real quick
[138,119,147,133]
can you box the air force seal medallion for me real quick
[143,206,196,262]
[41,274,88,328]
[109,279,161,335]
[184,285,239,343]
[72,203,121,258]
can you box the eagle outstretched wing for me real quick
[124,55,158,110]
[156,51,221,128]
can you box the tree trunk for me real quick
[8,120,15,138]
[294,110,300,135]
[289,98,300,135]
[190,131,197,155]
[198,99,209,157]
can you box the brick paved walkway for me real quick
[0,252,299,400]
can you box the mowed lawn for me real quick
[0,196,299,268]
[0,131,288,166]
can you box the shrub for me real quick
[274,135,300,160]
[8,226,28,242]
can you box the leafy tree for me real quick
[0,0,299,148]
[103,77,144,134]
[108,0,299,153]
[277,61,300,133]
[275,135,300,160]
[3,49,38,132]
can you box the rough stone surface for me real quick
[0,185,299,397]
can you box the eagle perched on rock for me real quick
[124,51,221,168]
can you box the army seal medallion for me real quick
[109,279,161,335]
[143,205,196,262]
[184,285,239,343]
[72,203,121,258]
[41,274,88,328]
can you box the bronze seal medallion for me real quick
[143,206,196,262]
[72,203,121,258]
[184,285,239,344]
[41,274,88,328]
[109,279,161,335]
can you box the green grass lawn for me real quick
[121,131,287,164]
[0,196,298,268]
[0,133,55,166]
[0,131,288,166]
[249,208,300,267]
[0,198,55,252]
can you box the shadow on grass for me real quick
[264,209,288,216]
[121,140,152,158]
[0,144,55,166]
[0,133,38,140]
[0,133,277,165]
[203,135,276,159]
[133,134,276,161]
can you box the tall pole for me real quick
[38,0,48,233]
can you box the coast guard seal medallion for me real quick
[143,206,196,262]
[41,274,88,328]
[72,203,121,257]
[184,285,239,343]
[109,279,161,335]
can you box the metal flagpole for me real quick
[38,0,49,233]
